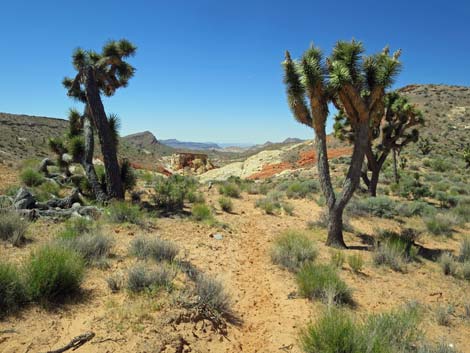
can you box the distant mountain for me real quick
[122,131,159,149]
[282,137,305,144]
[160,139,221,150]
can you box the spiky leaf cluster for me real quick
[63,39,136,101]
[283,40,402,131]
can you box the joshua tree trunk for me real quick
[323,120,369,248]
[392,148,399,184]
[81,109,108,202]
[84,67,124,199]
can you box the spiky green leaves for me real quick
[67,108,83,138]
[283,51,312,127]
[107,113,120,149]
[331,39,364,85]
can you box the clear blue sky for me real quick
[1,0,469,144]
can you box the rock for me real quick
[72,202,81,209]
[62,153,73,163]
[13,188,36,210]
[213,233,223,240]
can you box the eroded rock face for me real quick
[170,153,215,174]
[13,188,36,209]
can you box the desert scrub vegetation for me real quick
[439,253,458,277]
[218,196,233,212]
[435,305,454,326]
[126,265,175,293]
[26,244,84,303]
[276,179,319,199]
[58,217,96,239]
[395,200,436,217]
[296,263,352,305]
[218,181,241,198]
[346,253,364,273]
[0,262,26,316]
[373,229,419,272]
[191,203,213,222]
[130,235,179,263]
[0,211,29,246]
[193,274,232,318]
[424,213,458,236]
[20,167,44,187]
[458,236,470,262]
[59,232,113,267]
[271,230,317,272]
[255,191,294,215]
[453,196,470,223]
[346,196,397,219]
[300,305,423,353]
[107,200,143,225]
[153,175,198,212]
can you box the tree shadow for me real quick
[416,245,445,262]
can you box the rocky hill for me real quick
[160,139,221,150]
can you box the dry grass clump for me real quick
[271,230,317,272]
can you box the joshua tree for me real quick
[63,39,136,199]
[283,40,401,248]
[334,91,423,195]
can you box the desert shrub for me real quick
[187,191,205,204]
[430,158,453,172]
[395,201,436,217]
[453,197,470,223]
[281,202,295,215]
[435,305,454,326]
[0,211,29,246]
[296,263,352,305]
[417,343,460,353]
[282,180,319,199]
[58,217,95,239]
[107,201,143,224]
[191,203,213,221]
[391,174,431,200]
[308,211,353,232]
[218,182,241,198]
[153,175,197,211]
[34,181,61,202]
[462,262,470,281]
[20,168,44,187]
[435,191,459,208]
[300,305,420,353]
[347,254,364,273]
[130,235,178,262]
[126,265,175,293]
[0,262,26,316]
[459,237,470,262]
[26,245,84,302]
[106,274,123,293]
[60,232,113,266]
[439,253,458,276]
[218,197,233,212]
[425,213,458,236]
[194,274,231,317]
[330,250,345,269]
[271,230,317,271]
[346,196,397,219]
[373,240,408,272]
[255,191,293,215]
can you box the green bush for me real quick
[462,262,470,281]
[425,213,457,236]
[296,263,352,305]
[126,265,175,293]
[34,181,61,202]
[26,245,84,303]
[0,262,26,316]
[459,237,470,262]
[330,250,345,269]
[435,191,458,208]
[435,305,454,326]
[20,168,44,187]
[271,230,317,271]
[391,174,431,200]
[218,197,233,212]
[282,180,319,199]
[191,203,213,221]
[430,158,453,172]
[347,254,364,273]
[107,201,143,225]
[130,235,179,262]
[346,196,397,219]
[58,217,95,239]
[300,306,421,353]
[439,253,458,276]
[153,175,197,211]
[218,182,241,198]
[395,201,436,217]
[453,197,470,223]
[0,211,29,246]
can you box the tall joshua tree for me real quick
[283,40,401,248]
[63,39,136,199]
[334,91,424,196]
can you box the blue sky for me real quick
[1,0,469,144]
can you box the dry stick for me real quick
[43,332,95,353]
